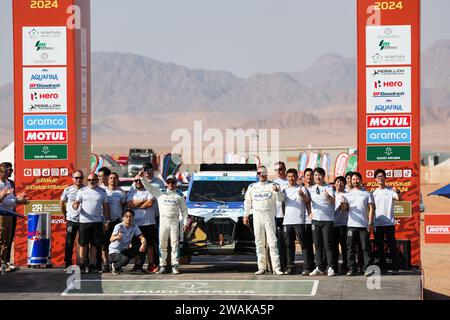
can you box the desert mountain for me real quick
[1,40,450,147]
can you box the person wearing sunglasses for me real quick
[60,170,85,271]
[137,162,166,272]
[243,166,285,275]
[126,176,157,273]
[138,172,188,275]
[341,172,375,277]
[307,167,337,277]
[273,161,289,273]
[371,169,401,275]
[73,173,110,273]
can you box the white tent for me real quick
[0,142,15,179]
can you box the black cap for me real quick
[142,162,153,170]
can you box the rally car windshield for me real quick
[189,180,254,203]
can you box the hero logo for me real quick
[374,81,403,88]
[253,192,273,201]
[367,115,411,128]
[30,92,59,100]
[426,226,450,234]
[24,130,67,143]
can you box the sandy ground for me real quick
[421,184,450,299]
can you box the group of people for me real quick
[2,158,401,277]
[244,162,400,277]
[0,162,29,274]
[61,162,188,275]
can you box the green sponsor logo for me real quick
[366,146,411,162]
[24,144,68,160]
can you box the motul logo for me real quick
[426,226,450,234]
[367,115,411,128]
[24,130,67,143]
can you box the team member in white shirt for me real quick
[244,166,284,275]
[333,176,349,274]
[344,171,364,273]
[109,209,147,275]
[73,173,110,273]
[341,172,375,277]
[127,176,157,273]
[308,167,337,277]
[101,172,127,273]
[372,169,400,274]
[273,161,289,272]
[0,164,29,274]
[282,168,313,275]
[61,170,84,270]
[97,167,111,190]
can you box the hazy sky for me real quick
[1,0,450,86]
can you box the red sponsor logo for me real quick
[24,130,67,143]
[374,81,403,88]
[30,92,59,100]
[425,215,450,244]
[366,115,411,128]
[426,226,450,234]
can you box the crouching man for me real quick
[108,209,147,274]
[138,172,188,275]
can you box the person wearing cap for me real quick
[243,166,284,275]
[138,172,188,275]
[134,162,166,272]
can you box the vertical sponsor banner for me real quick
[13,0,91,267]
[357,0,421,266]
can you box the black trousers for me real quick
[312,220,337,271]
[64,221,79,267]
[284,224,315,272]
[6,216,17,264]
[109,239,146,269]
[333,225,348,270]
[276,217,287,271]
[374,225,399,271]
[347,227,373,271]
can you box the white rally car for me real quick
[180,164,258,258]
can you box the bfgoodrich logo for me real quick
[426,226,450,234]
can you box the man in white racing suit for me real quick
[243,166,284,275]
[138,172,188,274]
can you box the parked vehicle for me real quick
[127,148,153,177]
[180,164,257,260]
